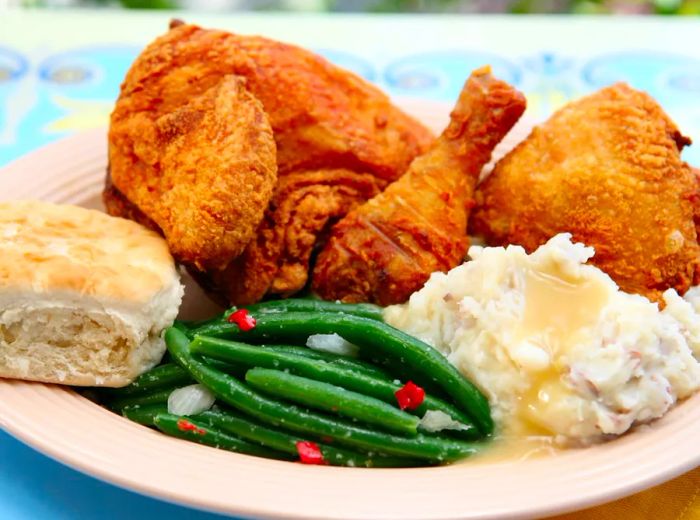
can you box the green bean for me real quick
[189,336,478,439]
[195,313,493,435]
[190,299,385,333]
[257,344,329,360]
[363,355,449,400]
[198,409,422,467]
[105,364,192,397]
[245,367,419,436]
[153,413,291,459]
[166,327,479,462]
[102,358,242,400]
[269,345,388,379]
[244,344,389,380]
[121,404,168,426]
[248,300,384,321]
[108,388,174,411]
[172,320,190,333]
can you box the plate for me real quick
[1,99,699,520]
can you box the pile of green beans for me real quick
[104,299,492,467]
[186,298,384,331]
[193,311,493,434]
[189,336,479,439]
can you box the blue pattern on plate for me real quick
[0,46,138,166]
[315,48,377,81]
[582,51,700,163]
[384,50,522,100]
[1,45,699,165]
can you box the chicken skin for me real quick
[106,22,433,303]
[204,169,384,303]
[312,67,527,305]
[110,75,277,271]
[470,83,700,300]
[693,167,700,239]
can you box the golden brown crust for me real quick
[692,167,700,241]
[0,200,178,303]
[470,83,700,300]
[197,169,384,305]
[107,22,434,303]
[109,75,277,271]
[102,170,161,234]
[312,67,527,305]
[112,23,432,180]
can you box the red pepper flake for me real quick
[177,418,207,436]
[296,441,326,465]
[394,381,425,411]
[227,309,257,331]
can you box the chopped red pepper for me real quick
[227,309,257,331]
[176,418,207,436]
[296,441,326,465]
[394,380,425,411]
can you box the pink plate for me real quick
[1,99,699,520]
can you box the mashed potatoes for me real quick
[384,234,700,444]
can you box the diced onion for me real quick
[419,410,472,433]
[167,384,215,416]
[306,333,359,357]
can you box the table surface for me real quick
[1,10,700,519]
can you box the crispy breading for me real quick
[312,67,527,305]
[198,169,383,304]
[470,83,700,300]
[113,23,432,180]
[106,23,433,301]
[109,75,277,271]
[693,167,700,240]
[102,172,160,233]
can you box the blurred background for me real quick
[2,0,699,166]
[5,0,700,14]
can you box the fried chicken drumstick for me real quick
[470,83,700,300]
[312,67,527,305]
[106,22,433,303]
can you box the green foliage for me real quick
[119,0,175,8]
[32,0,700,13]
[678,0,700,12]
[653,0,683,13]
[364,0,460,12]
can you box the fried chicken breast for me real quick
[109,75,277,271]
[470,83,700,300]
[312,67,527,305]
[106,22,433,303]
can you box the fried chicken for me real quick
[312,67,527,305]
[109,75,277,271]
[693,167,700,240]
[202,169,383,303]
[106,23,433,303]
[470,83,700,300]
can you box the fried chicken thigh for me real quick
[312,67,527,305]
[470,83,700,300]
[107,23,433,303]
[204,169,384,303]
